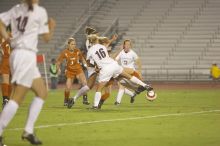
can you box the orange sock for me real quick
[64,91,70,103]
[101,93,110,101]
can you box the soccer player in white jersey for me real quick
[84,35,153,109]
[0,0,55,145]
[114,39,142,105]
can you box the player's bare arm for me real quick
[41,18,56,43]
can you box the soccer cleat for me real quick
[87,106,99,110]
[98,99,105,109]
[82,95,90,105]
[2,99,9,109]
[114,101,120,106]
[0,136,4,146]
[63,102,68,106]
[145,85,153,92]
[136,85,153,94]
[91,106,98,110]
[130,94,136,103]
[21,131,42,145]
[67,98,75,109]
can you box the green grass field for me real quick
[3,88,220,146]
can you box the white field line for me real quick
[8,109,220,131]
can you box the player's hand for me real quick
[48,18,56,31]
[112,34,118,41]
[95,66,100,73]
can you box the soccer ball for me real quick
[146,90,157,101]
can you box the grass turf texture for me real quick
[3,89,220,146]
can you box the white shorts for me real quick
[98,61,123,83]
[10,49,41,88]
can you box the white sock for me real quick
[130,76,146,87]
[24,97,44,134]
[73,85,90,101]
[116,89,124,103]
[0,100,19,136]
[94,92,101,107]
[124,88,135,97]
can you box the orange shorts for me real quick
[65,69,83,79]
[0,57,10,75]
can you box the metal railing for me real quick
[102,18,119,37]
[57,0,107,49]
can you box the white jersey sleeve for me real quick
[0,7,13,26]
[38,8,49,34]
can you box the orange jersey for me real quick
[57,48,83,72]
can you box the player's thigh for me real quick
[123,67,134,75]
[1,74,10,84]
[77,72,87,86]
[10,84,29,105]
[31,77,47,100]
[87,73,97,89]
[96,82,108,92]
[120,69,132,80]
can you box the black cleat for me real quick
[98,99,105,109]
[21,131,42,145]
[2,99,8,109]
[83,101,90,105]
[67,98,75,109]
[136,85,153,94]
[114,101,120,106]
[82,95,90,105]
[145,85,153,92]
[64,102,68,106]
[0,136,5,146]
[130,94,136,103]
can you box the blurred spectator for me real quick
[50,58,58,89]
[210,62,220,81]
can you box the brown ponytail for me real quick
[25,0,33,11]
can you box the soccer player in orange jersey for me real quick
[0,28,11,109]
[56,38,90,106]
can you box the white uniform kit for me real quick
[87,44,123,82]
[115,49,138,70]
[115,49,139,104]
[0,3,49,87]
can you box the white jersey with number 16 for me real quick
[87,44,116,69]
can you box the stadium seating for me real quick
[0,0,219,81]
